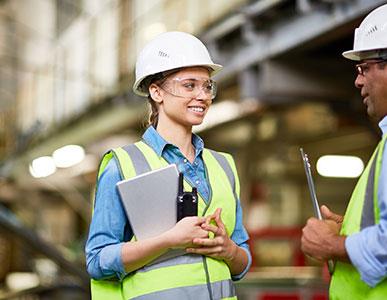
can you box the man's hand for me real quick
[301,205,348,262]
[321,205,344,224]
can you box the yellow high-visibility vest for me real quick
[90,141,240,299]
[330,136,387,299]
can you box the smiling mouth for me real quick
[188,106,205,113]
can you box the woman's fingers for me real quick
[193,216,207,225]
[214,208,227,230]
[186,246,222,256]
[201,208,226,235]
[201,223,220,234]
[192,236,222,247]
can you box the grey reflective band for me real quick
[209,150,238,201]
[361,151,377,229]
[131,279,236,300]
[137,254,202,273]
[122,144,151,175]
[361,138,387,229]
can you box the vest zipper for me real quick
[203,256,214,300]
[182,157,214,299]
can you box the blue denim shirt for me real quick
[86,126,251,281]
[345,116,387,287]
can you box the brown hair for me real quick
[147,95,159,128]
[144,69,179,128]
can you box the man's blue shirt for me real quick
[86,126,251,281]
[345,116,387,287]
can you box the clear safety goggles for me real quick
[160,77,217,100]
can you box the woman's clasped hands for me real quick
[164,208,238,262]
[190,208,238,262]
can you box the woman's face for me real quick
[154,67,213,129]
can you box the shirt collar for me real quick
[379,116,387,137]
[192,132,205,158]
[142,126,205,157]
[142,126,169,156]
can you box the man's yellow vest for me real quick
[330,136,387,299]
[90,141,240,299]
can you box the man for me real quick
[301,4,387,299]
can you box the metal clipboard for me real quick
[300,148,335,274]
[300,148,322,220]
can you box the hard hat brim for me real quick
[342,50,362,61]
[342,47,387,61]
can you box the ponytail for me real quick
[143,69,180,128]
[147,96,159,128]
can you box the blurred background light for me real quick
[5,272,40,291]
[29,156,57,178]
[194,100,258,132]
[143,22,167,41]
[316,155,364,178]
[52,145,85,168]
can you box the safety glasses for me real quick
[160,77,217,100]
[355,58,387,76]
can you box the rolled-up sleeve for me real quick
[230,198,252,281]
[85,159,130,280]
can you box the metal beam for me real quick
[212,0,387,82]
[201,0,286,42]
[238,66,262,101]
[255,58,354,102]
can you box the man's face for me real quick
[355,59,387,121]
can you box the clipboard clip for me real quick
[176,173,198,222]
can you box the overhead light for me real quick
[52,145,85,168]
[29,156,56,178]
[316,155,364,178]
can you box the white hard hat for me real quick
[343,4,387,61]
[133,31,223,97]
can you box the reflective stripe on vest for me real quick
[209,149,239,203]
[361,149,378,229]
[330,136,387,300]
[136,254,202,273]
[90,141,238,300]
[131,279,235,300]
[122,144,151,175]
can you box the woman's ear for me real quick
[149,83,163,104]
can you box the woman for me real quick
[86,31,251,300]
